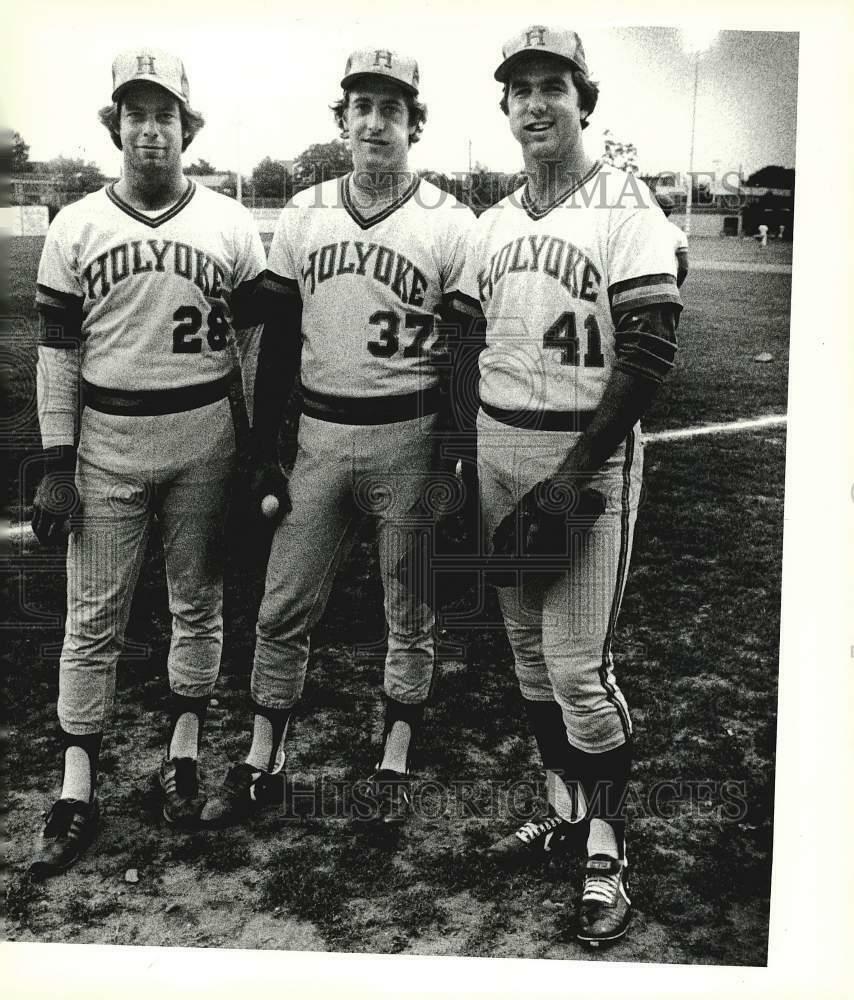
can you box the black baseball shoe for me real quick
[576,854,632,947]
[363,769,412,827]
[484,812,581,865]
[199,757,287,827]
[159,756,206,825]
[29,797,99,880]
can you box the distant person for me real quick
[757,223,769,248]
[655,192,688,288]
[777,223,785,240]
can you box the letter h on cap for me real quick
[525,27,547,48]
[374,50,393,69]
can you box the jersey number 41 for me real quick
[543,311,604,367]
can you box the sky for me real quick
[4,6,798,183]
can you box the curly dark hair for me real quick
[97,98,205,152]
[331,87,427,146]
[499,68,599,129]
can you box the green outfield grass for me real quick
[2,235,788,965]
[648,267,790,430]
[689,236,792,265]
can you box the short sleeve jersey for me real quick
[668,219,689,253]
[36,181,266,390]
[264,175,474,398]
[459,162,682,413]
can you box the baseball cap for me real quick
[111,48,190,104]
[341,48,420,96]
[494,26,588,82]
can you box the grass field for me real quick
[1,235,789,965]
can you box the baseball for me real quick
[261,494,280,519]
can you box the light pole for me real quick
[682,29,717,237]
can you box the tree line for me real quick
[3,127,794,217]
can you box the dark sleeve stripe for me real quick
[36,282,84,308]
[231,273,264,329]
[261,269,301,297]
[444,290,484,318]
[613,304,679,383]
[613,285,682,313]
[609,273,682,316]
[36,284,85,335]
[614,331,677,361]
[609,273,676,296]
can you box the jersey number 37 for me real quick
[367,310,434,359]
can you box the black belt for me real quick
[82,371,237,416]
[481,402,596,432]
[300,386,442,425]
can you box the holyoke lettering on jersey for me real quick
[477,234,602,304]
[81,239,227,302]
[301,240,427,306]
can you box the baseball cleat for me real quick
[159,756,206,825]
[484,813,580,865]
[29,797,99,880]
[576,854,632,947]
[363,769,412,827]
[199,756,287,827]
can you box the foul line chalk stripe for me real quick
[0,415,788,548]
[645,414,787,444]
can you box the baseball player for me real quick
[451,26,682,945]
[655,192,689,287]
[28,49,266,878]
[200,48,474,826]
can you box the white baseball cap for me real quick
[494,26,589,82]
[341,48,420,96]
[111,48,190,104]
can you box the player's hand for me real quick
[249,458,291,526]
[488,479,606,585]
[31,446,81,547]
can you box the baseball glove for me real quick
[31,445,81,546]
[487,478,606,586]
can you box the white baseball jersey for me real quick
[668,219,688,254]
[264,175,474,398]
[459,162,682,413]
[37,181,265,392]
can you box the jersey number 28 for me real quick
[172,303,229,353]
